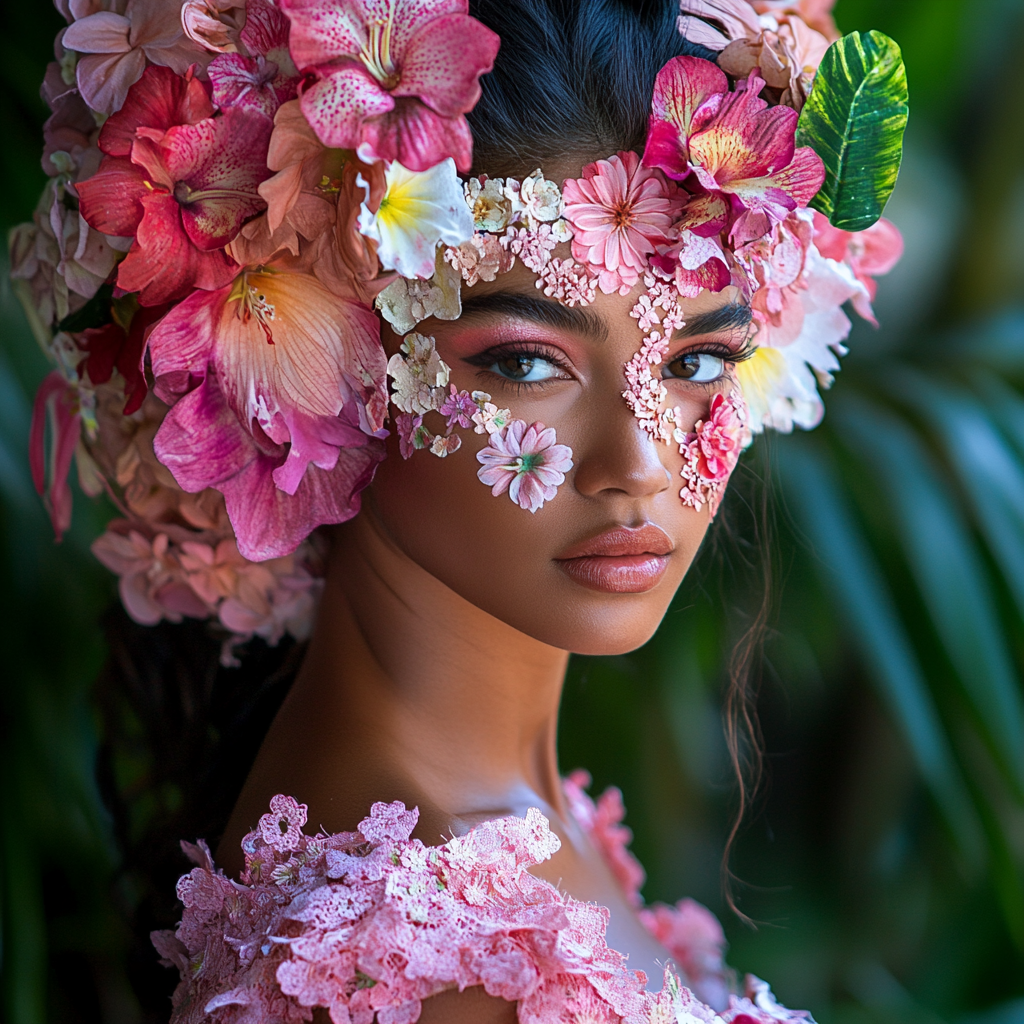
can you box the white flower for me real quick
[376,249,462,334]
[519,168,563,224]
[358,158,474,280]
[465,176,513,232]
[387,333,451,415]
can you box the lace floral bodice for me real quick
[155,774,813,1023]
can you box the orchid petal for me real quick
[357,98,474,172]
[393,13,499,117]
[298,65,393,149]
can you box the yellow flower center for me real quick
[359,1,400,89]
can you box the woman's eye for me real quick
[488,355,564,382]
[663,351,725,383]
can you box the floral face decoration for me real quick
[14,0,906,655]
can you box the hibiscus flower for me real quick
[148,261,388,561]
[643,57,825,246]
[562,151,682,296]
[279,0,500,172]
[76,65,273,305]
[476,420,574,513]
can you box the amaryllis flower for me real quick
[359,158,474,280]
[476,420,573,513]
[61,0,207,115]
[643,57,825,244]
[812,212,903,325]
[562,151,682,296]
[279,0,500,171]
[149,264,388,561]
[76,66,273,305]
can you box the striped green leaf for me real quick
[797,30,909,231]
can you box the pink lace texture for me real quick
[156,780,813,1023]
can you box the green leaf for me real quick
[796,30,909,231]
[779,439,982,864]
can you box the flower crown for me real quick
[12,0,908,661]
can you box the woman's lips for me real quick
[554,525,673,594]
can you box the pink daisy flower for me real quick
[476,420,574,513]
[562,151,683,296]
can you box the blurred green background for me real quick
[3,1,1024,1022]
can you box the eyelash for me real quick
[465,339,755,393]
[465,342,574,393]
[664,340,755,390]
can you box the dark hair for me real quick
[99,2,767,1014]
[467,0,717,173]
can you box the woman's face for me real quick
[364,241,751,656]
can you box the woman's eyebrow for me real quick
[675,302,752,338]
[458,292,608,343]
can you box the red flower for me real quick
[76,65,273,306]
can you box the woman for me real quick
[15,0,905,1020]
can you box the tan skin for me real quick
[220,162,753,1021]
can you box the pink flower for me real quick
[640,899,729,1011]
[259,794,308,852]
[535,257,597,306]
[76,66,273,305]
[439,386,476,430]
[207,0,299,118]
[29,371,82,541]
[279,0,500,172]
[91,527,210,625]
[643,58,825,242]
[149,264,388,561]
[396,412,433,458]
[812,212,903,325]
[476,420,574,513]
[692,390,747,481]
[562,151,683,295]
[358,800,419,844]
[61,0,208,115]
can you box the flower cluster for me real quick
[16,0,495,646]
[387,332,574,510]
[13,0,903,645]
[156,786,813,1023]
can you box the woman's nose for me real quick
[571,390,673,499]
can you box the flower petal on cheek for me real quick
[392,14,500,118]
[299,66,394,149]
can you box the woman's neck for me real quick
[219,509,570,865]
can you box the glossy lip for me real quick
[554,524,673,594]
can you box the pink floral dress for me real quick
[156,772,813,1024]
